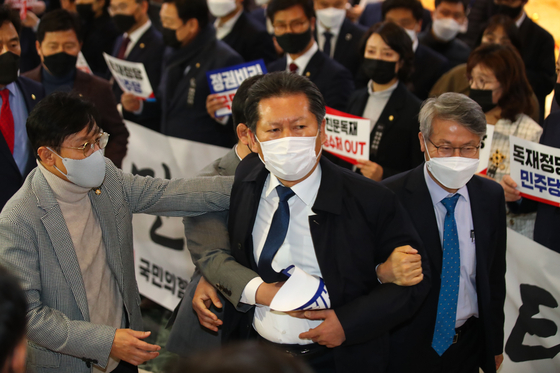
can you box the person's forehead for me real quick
[0,21,19,40]
[43,29,80,43]
[256,94,316,124]
[64,123,100,144]
[273,5,308,22]
[385,8,416,20]
[160,3,179,18]
[437,1,465,12]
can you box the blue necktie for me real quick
[323,31,333,57]
[432,194,461,356]
[258,185,295,283]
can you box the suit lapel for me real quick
[374,82,406,137]
[333,20,352,61]
[303,51,325,83]
[467,178,490,274]
[33,172,90,321]
[127,27,153,61]
[217,148,241,176]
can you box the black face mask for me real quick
[469,88,497,113]
[496,4,523,20]
[43,52,78,77]
[76,3,95,22]
[0,52,20,86]
[362,58,397,85]
[275,27,312,55]
[162,27,182,48]
[555,83,560,107]
[112,14,136,33]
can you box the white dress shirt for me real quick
[214,8,243,40]
[316,22,341,58]
[363,80,398,132]
[424,165,479,328]
[286,42,318,75]
[123,19,152,58]
[515,11,526,28]
[240,165,324,344]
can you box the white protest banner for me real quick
[206,59,267,117]
[322,107,370,165]
[477,124,495,173]
[103,53,154,99]
[509,135,560,207]
[501,228,560,372]
[122,121,229,311]
[76,52,93,75]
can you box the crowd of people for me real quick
[0,0,559,372]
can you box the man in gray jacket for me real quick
[0,92,232,373]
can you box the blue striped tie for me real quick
[432,194,461,356]
[258,185,295,283]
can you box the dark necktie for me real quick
[0,89,15,154]
[432,194,461,356]
[258,185,295,283]
[117,36,131,59]
[289,62,298,74]
[323,31,333,57]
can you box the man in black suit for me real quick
[223,71,430,372]
[210,0,277,64]
[382,0,450,100]
[418,0,470,68]
[110,0,165,131]
[123,0,243,147]
[493,0,555,123]
[383,92,507,373]
[359,0,431,31]
[0,6,45,210]
[266,0,354,111]
[312,0,365,77]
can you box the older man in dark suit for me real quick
[383,93,507,373]
[222,71,430,372]
[0,5,45,211]
[24,9,129,168]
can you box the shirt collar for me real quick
[2,81,17,97]
[286,41,318,74]
[125,19,152,45]
[264,162,322,207]
[214,8,243,32]
[316,21,341,39]
[515,11,526,28]
[367,80,398,97]
[423,163,470,207]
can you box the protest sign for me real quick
[103,53,154,99]
[76,52,93,75]
[322,107,370,165]
[206,59,266,117]
[509,136,560,207]
[477,124,495,174]
[501,228,560,372]
[122,121,229,311]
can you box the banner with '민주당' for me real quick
[509,135,560,207]
[122,121,229,311]
[322,107,370,165]
[206,59,267,118]
[103,53,154,100]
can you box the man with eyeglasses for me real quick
[266,0,354,111]
[0,92,233,373]
[382,92,507,373]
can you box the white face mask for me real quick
[432,17,461,42]
[255,131,321,181]
[316,7,346,30]
[48,148,106,188]
[207,0,237,18]
[424,140,479,189]
[404,27,418,45]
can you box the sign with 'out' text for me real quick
[322,107,370,165]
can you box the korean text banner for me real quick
[501,228,560,372]
[509,135,560,207]
[322,107,370,165]
[122,121,229,311]
[103,53,154,99]
[206,59,267,117]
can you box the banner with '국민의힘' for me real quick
[122,121,229,311]
[509,135,560,207]
[322,107,370,165]
[206,59,267,118]
[104,53,154,100]
[501,228,560,372]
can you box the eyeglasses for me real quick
[60,131,110,157]
[468,78,500,91]
[427,138,480,157]
[273,19,309,34]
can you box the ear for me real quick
[236,123,250,145]
[416,19,422,33]
[310,16,316,32]
[247,129,260,153]
[37,146,56,166]
[186,17,199,33]
[35,40,42,58]
[141,0,149,13]
[418,132,426,153]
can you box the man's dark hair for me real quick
[232,75,264,128]
[382,0,424,22]
[244,72,325,133]
[434,0,468,12]
[476,14,522,52]
[361,22,415,82]
[27,92,100,159]
[266,0,315,23]
[0,5,21,35]
[37,9,82,43]
[0,265,27,370]
[163,0,208,28]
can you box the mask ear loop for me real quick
[46,147,70,178]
